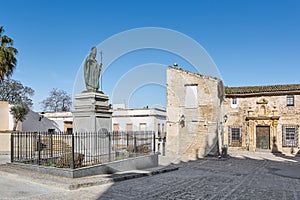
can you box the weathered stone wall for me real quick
[224,94,300,154]
[166,67,224,159]
[166,67,300,157]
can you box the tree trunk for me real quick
[13,119,18,131]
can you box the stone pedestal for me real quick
[73,92,112,133]
[73,92,112,162]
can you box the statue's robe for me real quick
[84,56,102,92]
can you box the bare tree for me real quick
[0,78,34,108]
[40,88,72,112]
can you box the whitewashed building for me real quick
[112,106,167,155]
[42,112,73,133]
[0,101,73,133]
[22,112,73,133]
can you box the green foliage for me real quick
[40,88,72,112]
[42,161,56,167]
[10,104,30,131]
[0,79,34,108]
[0,26,18,82]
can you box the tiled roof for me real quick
[225,84,300,96]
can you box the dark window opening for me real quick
[232,98,237,105]
[67,128,73,135]
[287,95,294,106]
[48,129,55,134]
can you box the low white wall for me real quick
[9,154,159,178]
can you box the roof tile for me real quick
[225,84,300,95]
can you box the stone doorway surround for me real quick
[246,116,279,152]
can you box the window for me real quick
[48,129,55,134]
[228,127,242,147]
[113,123,119,135]
[287,95,294,106]
[126,123,133,134]
[232,98,237,105]
[231,98,238,108]
[286,128,295,140]
[157,123,161,137]
[139,123,147,132]
[185,84,198,108]
[66,128,73,135]
[282,125,298,147]
[113,123,119,131]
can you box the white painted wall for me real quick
[44,112,73,132]
[112,108,167,155]
[8,104,16,130]
[112,108,166,133]
[0,102,22,131]
[22,111,60,132]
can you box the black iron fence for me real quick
[11,131,156,169]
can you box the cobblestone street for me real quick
[1,152,300,200]
[98,155,300,200]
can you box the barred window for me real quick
[287,95,294,106]
[229,127,242,147]
[282,125,298,147]
[286,128,295,140]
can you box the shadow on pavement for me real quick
[96,152,300,200]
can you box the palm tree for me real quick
[0,26,18,82]
[10,104,29,131]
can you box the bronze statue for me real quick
[84,47,102,92]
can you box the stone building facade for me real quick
[166,67,224,159]
[167,67,300,159]
[224,85,300,154]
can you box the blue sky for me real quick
[1,0,300,111]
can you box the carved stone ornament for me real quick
[256,98,268,104]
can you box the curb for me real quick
[68,166,179,190]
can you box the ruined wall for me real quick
[166,67,224,159]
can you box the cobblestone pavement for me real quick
[1,152,300,200]
[97,156,300,200]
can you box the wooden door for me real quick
[256,126,270,149]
